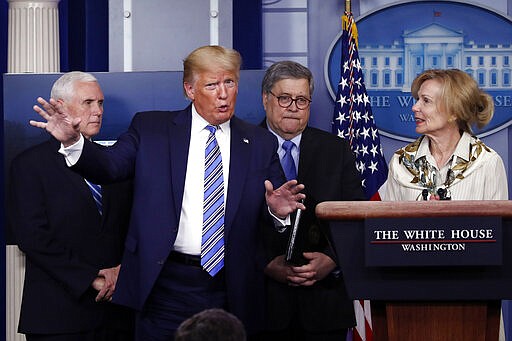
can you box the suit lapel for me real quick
[168,106,192,220]
[224,117,251,234]
[50,139,102,217]
[297,127,315,181]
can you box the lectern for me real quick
[316,200,512,341]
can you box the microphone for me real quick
[437,188,451,200]
[422,189,429,201]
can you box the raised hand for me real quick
[30,97,81,146]
[264,179,306,219]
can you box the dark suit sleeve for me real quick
[8,156,99,299]
[338,140,366,201]
[317,138,365,263]
[72,112,147,184]
[74,134,136,184]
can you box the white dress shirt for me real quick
[173,105,230,255]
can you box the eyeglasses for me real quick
[269,91,312,110]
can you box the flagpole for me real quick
[335,1,386,339]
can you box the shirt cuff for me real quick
[331,267,342,279]
[58,134,84,166]
[268,206,290,232]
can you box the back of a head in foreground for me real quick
[174,308,247,341]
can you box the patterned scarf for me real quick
[395,135,490,197]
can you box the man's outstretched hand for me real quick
[30,97,81,147]
[265,179,305,219]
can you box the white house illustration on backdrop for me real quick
[359,23,512,92]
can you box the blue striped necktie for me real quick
[281,140,297,180]
[84,179,102,215]
[201,125,225,276]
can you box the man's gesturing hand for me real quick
[30,97,81,147]
[265,179,305,219]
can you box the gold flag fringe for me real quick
[342,13,359,48]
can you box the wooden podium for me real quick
[316,200,512,341]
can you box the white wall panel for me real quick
[263,0,307,9]
[263,12,307,53]
[263,56,308,68]
[109,0,232,72]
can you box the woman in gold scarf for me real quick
[384,69,508,201]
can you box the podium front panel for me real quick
[365,216,502,267]
[331,219,512,300]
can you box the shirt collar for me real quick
[452,131,472,162]
[191,103,231,135]
[266,120,302,149]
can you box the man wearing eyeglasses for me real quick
[260,61,365,340]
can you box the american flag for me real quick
[332,11,388,341]
[332,11,388,201]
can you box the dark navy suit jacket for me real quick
[74,105,285,333]
[8,138,133,334]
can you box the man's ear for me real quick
[262,93,268,111]
[184,82,194,100]
[55,98,67,110]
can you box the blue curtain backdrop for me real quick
[59,0,109,72]
[233,0,262,69]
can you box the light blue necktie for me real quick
[201,125,225,276]
[85,179,102,215]
[281,140,297,181]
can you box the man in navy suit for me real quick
[31,46,306,340]
[260,61,365,340]
[8,72,134,341]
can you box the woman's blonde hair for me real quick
[411,69,494,133]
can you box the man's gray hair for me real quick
[261,61,314,96]
[50,71,98,101]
